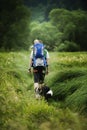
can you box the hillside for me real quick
[0,51,87,130]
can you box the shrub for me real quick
[57,41,80,52]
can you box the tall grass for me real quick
[47,52,87,113]
[0,51,87,130]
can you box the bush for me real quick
[57,41,80,52]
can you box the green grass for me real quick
[46,52,87,113]
[0,51,87,130]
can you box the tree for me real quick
[0,0,31,50]
[29,21,62,50]
[49,8,87,51]
[72,10,87,50]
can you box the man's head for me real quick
[34,39,39,44]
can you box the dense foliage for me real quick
[0,0,30,50]
[29,9,87,51]
[0,0,87,51]
[24,0,87,11]
[49,9,87,51]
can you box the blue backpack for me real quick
[33,43,44,58]
[33,43,47,67]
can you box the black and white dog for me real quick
[38,85,53,101]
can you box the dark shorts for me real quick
[33,66,46,84]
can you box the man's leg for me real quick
[37,67,46,96]
[33,69,41,99]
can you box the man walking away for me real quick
[28,39,49,99]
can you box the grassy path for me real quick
[0,51,87,130]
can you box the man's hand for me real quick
[28,68,31,73]
[46,70,49,74]
[46,66,49,75]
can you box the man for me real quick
[28,39,49,99]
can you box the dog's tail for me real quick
[47,90,53,96]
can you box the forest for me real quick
[0,0,87,51]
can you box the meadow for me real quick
[0,51,87,130]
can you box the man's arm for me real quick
[46,51,49,74]
[28,51,33,72]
